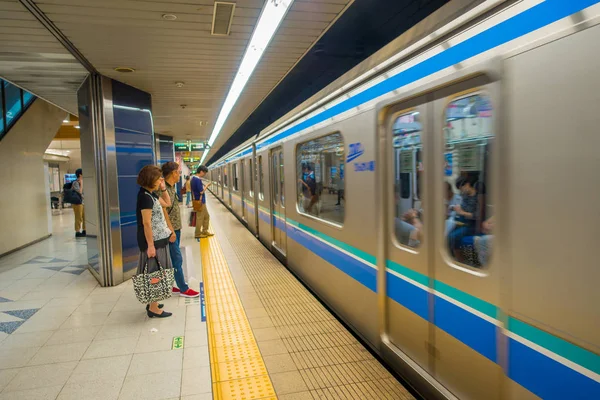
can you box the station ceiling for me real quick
[0,0,449,164]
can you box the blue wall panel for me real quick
[112,80,154,273]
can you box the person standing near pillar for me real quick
[191,165,213,239]
[159,162,199,298]
[72,169,86,238]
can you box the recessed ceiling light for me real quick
[114,67,135,73]
[63,119,69,123]
[75,125,80,129]
[199,121,205,126]
[162,14,177,21]
[175,82,185,88]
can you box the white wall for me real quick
[0,99,67,256]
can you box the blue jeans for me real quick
[448,225,475,252]
[169,230,189,292]
[186,192,191,206]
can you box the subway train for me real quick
[206,1,600,399]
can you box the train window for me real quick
[224,166,228,188]
[249,159,254,197]
[273,154,279,205]
[444,92,494,269]
[258,155,264,201]
[393,111,423,249]
[232,163,238,191]
[296,132,345,225]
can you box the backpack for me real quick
[63,182,82,204]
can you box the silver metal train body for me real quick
[207,1,600,398]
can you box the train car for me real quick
[208,1,600,399]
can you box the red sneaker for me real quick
[172,287,181,294]
[180,289,200,298]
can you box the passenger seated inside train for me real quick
[396,209,423,248]
[447,176,479,262]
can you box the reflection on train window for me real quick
[249,159,254,197]
[444,93,494,268]
[393,111,423,249]
[258,155,264,201]
[232,163,238,191]
[296,132,345,225]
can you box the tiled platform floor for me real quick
[0,209,211,400]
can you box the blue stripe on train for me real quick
[285,223,600,397]
[258,0,599,149]
[434,296,497,362]
[508,338,600,399]
[287,224,377,292]
[386,272,428,320]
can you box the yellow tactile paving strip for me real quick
[206,194,415,400]
[201,236,278,400]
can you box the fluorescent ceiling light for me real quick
[63,119,69,123]
[75,125,80,129]
[201,0,294,165]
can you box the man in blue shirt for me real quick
[191,165,213,238]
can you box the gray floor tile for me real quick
[28,342,90,366]
[0,331,52,349]
[182,346,210,369]
[82,336,138,359]
[67,354,132,385]
[127,350,183,376]
[0,385,63,400]
[0,368,19,391]
[181,366,211,396]
[118,370,181,400]
[4,361,77,392]
[45,326,100,346]
[134,332,174,354]
[58,378,123,400]
[0,346,40,369]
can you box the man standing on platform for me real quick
[191,165,213,239]
[160,162,199,298]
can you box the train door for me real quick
[241,160,247,222]
[381,95,433,380]
[226,164,232,207]
[430,76,502,400]
[270,147,286,256]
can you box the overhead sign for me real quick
[191,143,205,151]
[174,143,189,152]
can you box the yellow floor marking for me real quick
[201,235,277,400]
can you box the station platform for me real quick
[0,196,414,400]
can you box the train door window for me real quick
[249,159,254,197]
[296,132,345,225]
[280,152,285,206]
[233,163,238,191]
[444,92,494,268]
[272,153,279,205]
[258,155,264,200]
[224,166,228,188]
[393,111,423,249]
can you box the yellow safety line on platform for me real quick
[201,235,277,400]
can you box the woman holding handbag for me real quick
[134,165,175,318]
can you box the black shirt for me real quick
[136,187,169,251]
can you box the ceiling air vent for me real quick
[211,2,235,36]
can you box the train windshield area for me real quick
[444,93,494,268]
[296,132,345,225]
